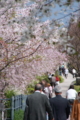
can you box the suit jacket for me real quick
[49,95,70,120]
[24,91,53,120]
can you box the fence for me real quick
[0,95,27,120]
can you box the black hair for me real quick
[69,85,74,89]
[78,92,80,96]
[52,74,54,76]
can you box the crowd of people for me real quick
[59,63,69,78]
[59,63,78,79]
[23,64,80,120]
[23,83,70,120]
[23,83,80,120]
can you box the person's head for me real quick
[40,80,46,86]
[45,82,50,87]
[69,85,74,89]
[78,92,80,97]
[52,74,54,76]
[54,85,62,95]
[35,84,42,91]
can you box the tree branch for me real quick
[0,40,44,72]
[0,4,12,16]
[50,8,80,25]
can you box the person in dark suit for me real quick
[49,85,70,120]
[24,83,54,120]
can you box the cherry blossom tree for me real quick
[0,0,79,96]
[67,17,80,72]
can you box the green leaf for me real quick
[14,109,24,120]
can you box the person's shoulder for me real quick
[74,89,77,92]
[73,89,77,93]
[67,89,70,92]
[40,92,48,98]
[50,96,56,101]
[67,89,74,93]
[71,89,77,92]
[59,96,67,100]
[49,97,55,102]
[63,97,68,101]
[28,92,41,98]
[62,97,69,103]
[26,94,32,100]
[27,93,34,98]
[41,93,49,101]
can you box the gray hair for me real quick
[35,84,42,91]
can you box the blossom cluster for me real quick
[0,0,68,95]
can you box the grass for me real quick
[74,85,80,92]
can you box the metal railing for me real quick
[0,95,27,120]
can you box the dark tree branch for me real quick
[0,40,44,72]
[0,4,12,16]
[50,8,80,25]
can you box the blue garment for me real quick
[49,95,70,120]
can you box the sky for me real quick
[17,0,80,28]
[41,1,80,27]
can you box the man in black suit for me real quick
[24,83,54,120]
[49,85,70,120]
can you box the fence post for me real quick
[11,96,14,120]
[2,110,4,120]
[0,103,5,120]
[22,95,27,111]
[22,95,25,110]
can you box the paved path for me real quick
[59,73,76,98]
[59,73,76,120]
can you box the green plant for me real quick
[25,74,50,94]
[55,70,59,76]
[36,74,49,83]
[59,75,64,83]
[74,85,80,92]
[25,83,35,94]
[14,109,24,120]
[4,90,16,98]
[4,90,16,118]
[25,79,40,94]
[4,90,16,108]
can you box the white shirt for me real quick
[65,69,69,74]
[48,74,52,78]
[66,89,77,99]
[72,69,76,74]
[44,87,49,98]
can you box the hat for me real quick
[54,85,62,93]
